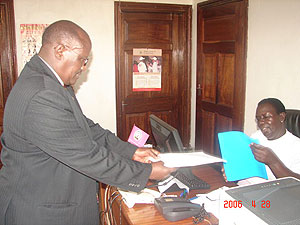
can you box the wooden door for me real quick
[195,0,248,156]
[0,0,18,168]
[115,2,192,147]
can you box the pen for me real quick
[180,189,188,198]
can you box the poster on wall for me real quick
[132,48,162,91]
[20,24,48,68]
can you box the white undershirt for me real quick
[238,130,300,186]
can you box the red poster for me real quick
[20,24,48,68]
[132,48,162,91]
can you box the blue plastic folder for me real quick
[218,131,267,181]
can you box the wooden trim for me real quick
[1,0,18,84]
[181,6,192,147]
[233,0,248,129]
[198,0,244,8]
[0,0,18,168]
[116,1,191,13]
[114,2,122,135]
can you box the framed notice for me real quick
[20,24,48,68]
[132,48,162,91]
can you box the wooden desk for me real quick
[102,165,236,225]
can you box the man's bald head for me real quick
[38,20,92,86]
[41,20,91,50]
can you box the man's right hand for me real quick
[149,161,176,180]
[221,166,228,182]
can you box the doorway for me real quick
[115,2,192,147]
[195,0,248,155]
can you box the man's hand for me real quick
[149,161,177,180]
[250,143,280,166]
[250,142,300,179]
[132,147,160,163]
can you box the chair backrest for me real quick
[285,109,300,138]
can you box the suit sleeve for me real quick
[85,116,137,159]
[23,89,151,192]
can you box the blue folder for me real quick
[218,131,268,181]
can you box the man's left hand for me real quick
[250,143,280,165]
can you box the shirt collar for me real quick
[38,55,64,86]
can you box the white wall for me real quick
[14,0,118,132]
[13,0,300,145]
[245,0,300,134]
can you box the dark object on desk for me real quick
[193,203,210,224]
[159,168,210,193]
[173,168,210,190]
[154,196,201,221]
[285,109,300,138]
[149,114,184,153]
[149,115,210,191]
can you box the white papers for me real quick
[190,186,229,219]
[118,188,161,208]
[151,151,226,168]
[157,175,190,193]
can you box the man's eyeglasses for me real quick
[64,45,89,67]
[81,57,89,67]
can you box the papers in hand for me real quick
[150,151,226,168]
[218,131,268,182]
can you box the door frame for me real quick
[0,0,18,99]
[0,0,18,168]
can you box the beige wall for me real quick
[13,0,300,146]
[245,0,300,134]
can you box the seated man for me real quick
[239,98,300,185]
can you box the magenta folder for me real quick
[128,125,149,147]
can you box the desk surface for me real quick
[106,165,236,225]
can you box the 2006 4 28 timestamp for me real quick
[224,200,271,208]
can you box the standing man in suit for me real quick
[0,20,174,225]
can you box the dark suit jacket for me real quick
[0,55,152,225]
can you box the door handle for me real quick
[121,101,127,111]
[196,84,202,97]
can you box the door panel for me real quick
[115,2,192,147]
[204,16,235,41]
[202,54,217,103]
[196,0,248,156]
[218,54,235,107]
